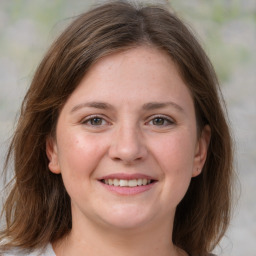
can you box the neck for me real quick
[53,212,187,256]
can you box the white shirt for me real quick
[1,243,56,256]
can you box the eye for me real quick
[147,116,174,126]
[82,115,108,126]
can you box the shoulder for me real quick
[0,243,55,256]
[190,254,217,256]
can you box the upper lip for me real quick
[98,173,157,181]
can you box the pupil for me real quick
[92,118,102,125]
[153,118,164,125]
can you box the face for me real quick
[47,46,210,232]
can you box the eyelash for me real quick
[81,115,175,127]
[146,115,175,127]
[81,115,109,126]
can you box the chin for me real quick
[99,205,154,230]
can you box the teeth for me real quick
[128,179,137,187]
[102,178,152,187]
[137,179,142,186]
[113,179,119,186]
[120,179,128,187]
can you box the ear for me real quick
[192,125,211,177]
[46,136,61,174]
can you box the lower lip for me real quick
[99,182,156,195]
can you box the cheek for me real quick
[153,131,196,171]
[56,129,108,177]
[150,131,196,201]
[56,130,110,201]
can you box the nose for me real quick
[108,124,148,164]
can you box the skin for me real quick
[47,46,210,256]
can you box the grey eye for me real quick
[150,117,173,126]
[89,117,103,125]
[152,118,165,125]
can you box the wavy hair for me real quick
[0,1,234,255]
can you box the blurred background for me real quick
[0,0,255,255]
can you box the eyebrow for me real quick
[142,102,185,113]
[71,102,114,113]
[70,101,185,113]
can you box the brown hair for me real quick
[0,1,234,255]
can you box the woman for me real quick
[0,1,234,256]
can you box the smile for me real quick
[101,179,154,187]
[98,174,157,195]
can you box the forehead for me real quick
[62,46,194,113]
[89,46,179,78]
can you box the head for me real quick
[1,1,233,255]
